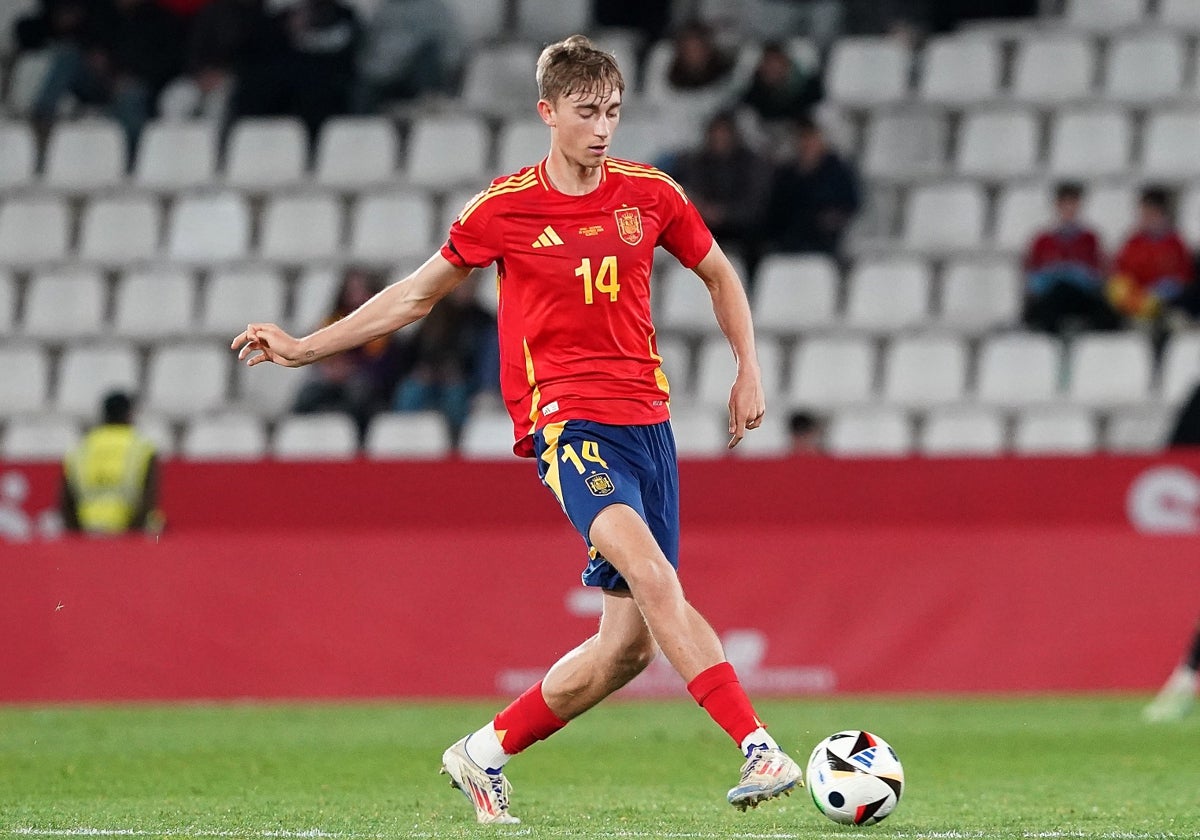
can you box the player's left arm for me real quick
[691,242,765,448]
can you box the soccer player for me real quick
[1144,617,1200,722]
[232,35,802,823]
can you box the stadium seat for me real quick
[273,414,359,460]
[667,408,728,457]
[55,343,140,417]
[1160,330,1200,403]
[1013,408,1097,455]
[1080,183,1136,252]
[609,118,677,168]
[181,413,269,460]
[349,191,436,262]
[442,0,506,43]
[1067,333,1153,407]
[224,117,308,189]
[314,116,399,188]
[0,121,36,188]
[365,412,452,459]
[653,335,692,400]
[1064,0,1147,32]
[144,344,231,418]
[0,345,50,416]
[751,253,840,333]
[789,337,877,408]
[825,408,913,457]
[293,267,342,332]
[1104,33,1185,103]
[825,37,911,107]
[5,49,51,115]
[404,114,490,188]
[259,193,343,263]
[882,335,968,408]
[728,410,791,459]
[43,119,125,191]
[200,266,286,337]
[1179,185,1200,245]
[860,111,948,181]
[844,258,931,332]
[515,0,592,44]
[112,268,196,339]
[460,44,541,119]
[134,413,176,458]
[22,268,106,340]
[1105,406,1175,453]
[1159,0,1200,28]
[0,195,71,265]
[165,192,251,263]
[1141,111,1200,180]
[992,183,1050,253]
[955,110,1039,180]
[439,187,485,236]
[77,195,161,264]
[459,411,516,459]
[938,259,1022,334]
[1,415,80,461]
[694,337,784,407]
[1048,109,1131,179]
[496,119,551,176]
[917,36,1002,104]
[1011,36,1094,104]
[134,121,218,190]
[976,333,1061,406]
[659,263,723,335]
[919,407,1006,456]
[234,359,302,417]
[903,183,986,254]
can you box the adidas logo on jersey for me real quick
[531,226,565,248]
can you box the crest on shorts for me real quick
[614,207,643,246]
[586,473,616,497]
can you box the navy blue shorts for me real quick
[533,419,679,591]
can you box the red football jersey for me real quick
[440,157,714,457]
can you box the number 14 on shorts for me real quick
[560,440,608,474]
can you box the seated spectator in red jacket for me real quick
[1022,182,1121,334]
[1108,187,1194,323]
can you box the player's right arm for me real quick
[232,253,472,367]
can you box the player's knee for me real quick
[612,635,659,681]
[624,560,683,605]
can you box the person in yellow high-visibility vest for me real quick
[60,391,162,535]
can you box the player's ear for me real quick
[537,99,556,127]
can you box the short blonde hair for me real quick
[536,35,625,103]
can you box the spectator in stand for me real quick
[764,116,860,258]
[666,20,735,92]
[159,0,268,121]
[354,0,455,111]
[740,42,822,126]
[293,267,404,441]
[1107,187,1195,325]
[670,111,772,273]
[1022,182,1120,335]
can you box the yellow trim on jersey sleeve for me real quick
[458,170,539,224]
[606,159,689,202]
[540,421,568,508]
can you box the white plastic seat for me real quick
[667,408,727,458]
[694,337,783,407]
[790,337,876,408]
[134,414,176,458]
[1105,406,1174,453]
[0,345,50,415]
[904,183,986,253]
[658,263,721,334]
[224,117,307,189]
[514,0,591,43]
[496,119,550,176]
[1159,0,1200,28]
[459,411,516,459]
[293,267,342,332]
[78,195,161,264]
[861,111,948,181]
[956,110,1038,179]
[1142,110,1200,180]
[365,411,452,459]
[1013,408,1097,455]
[135,121,218,190]
[259,193,342,262]
[1011,36,1094,104]
[0,271,14,335]
[826,408,912,457]
[273,414,359,460]
[1081,183,1136,252]
[166,192,251,263]
[1064,0,1147,32]
[1066,333,1153,407]
[349,191,436,261]
[752,253,839,333]
[442,0,506,42]
[235,361,303,417]
[1104,33,1185,103]
[6,49,51,115]
[993,183,1051,253]
[976,333,1062,406]
[55,343,140,417]
[460,44,541,119]
[844,258,931,332]
[609,119,676,167]
[2,415,80,461]
[918,36,1001,105]
[22,268,106,340]
[1161,331,1200,403]
[404,114,490,188]
[1048,109,1131,179]
[201,266,286,337]
[314,116,398,188]
[825,37,911,107]
[144,343,231,418]
[43,119,125,191]
[0,121,36,188]
[0,196,70,265]
[939,259,1023,334]
[181,414,269,460]
[112,267,196,339]
[882,335,968,408]
[919,407,1005,456]
[652,335,691,401]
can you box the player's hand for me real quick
[727,369,765,449]
[231,323,307,368]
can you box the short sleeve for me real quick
[441,190,503,269]
[657,182,715,269]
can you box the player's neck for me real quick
[544,150,604,196]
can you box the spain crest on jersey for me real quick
[614,207,643,246]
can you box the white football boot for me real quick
[1143,665,1198,723]
[727,745,804,810]
[440,736,520,824]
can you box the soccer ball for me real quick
[806,730,904,825]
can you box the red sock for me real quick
[493,681,568,755]
[686,661,763,747]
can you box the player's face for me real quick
[541,87,622,169]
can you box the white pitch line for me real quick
[8,830,1190,840]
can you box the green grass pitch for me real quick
[1,695,1195,839]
